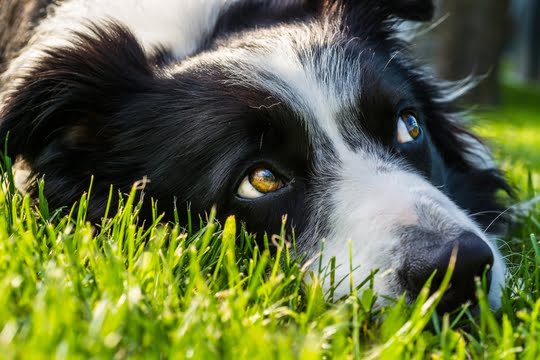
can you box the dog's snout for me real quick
[403,231,494,312]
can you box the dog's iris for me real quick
[396,111,421,144]
[237,168,284,199]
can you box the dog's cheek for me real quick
[302,150,506,306]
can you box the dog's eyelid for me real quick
[247,161,293,182]
[395,100,419,115]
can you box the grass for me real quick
[474,84,540,189]
[0,84,538,359]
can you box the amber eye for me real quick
[396,111,421,144]
[237,167,284,199]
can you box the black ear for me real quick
[0,21,154,162]
[309,0,434,22]
[385,0,434,21]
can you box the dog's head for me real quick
[0,0,510,311]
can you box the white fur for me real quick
[1,0,237,90]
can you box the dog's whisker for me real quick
[249,101,282,110]
[468,210,505,217]
[483,207,514,234]
[383,51,400,71]
[483,198,540,234]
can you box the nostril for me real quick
[403,231,494,312]
[453,231,494,283]
[436,232,494,313]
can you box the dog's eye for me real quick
[396,111,421,143]
[237,167,284,199]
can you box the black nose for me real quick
[403,231,494,313]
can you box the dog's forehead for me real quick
[199,24,408,152]
[229,29,357,131]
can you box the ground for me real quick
[0,84,538,359]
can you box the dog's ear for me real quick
[309,0,435,22]
[0,22,154,163]
[384,0,435,21]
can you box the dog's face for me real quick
[0,0,509,311]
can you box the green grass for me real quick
[0,84,538,359]
[474,84,540,189]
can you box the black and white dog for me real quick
[0,0,510,311]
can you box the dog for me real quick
[0,0,511,312]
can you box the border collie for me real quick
[0,0,510,312]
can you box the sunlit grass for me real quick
[474,84,540,190]
[0,83,538,358]
[0,168,468,359]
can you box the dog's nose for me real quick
[404,231,494,313]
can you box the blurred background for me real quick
[415,0,540,187]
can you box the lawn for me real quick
[475,84,540,189]
[0,85,538,359]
